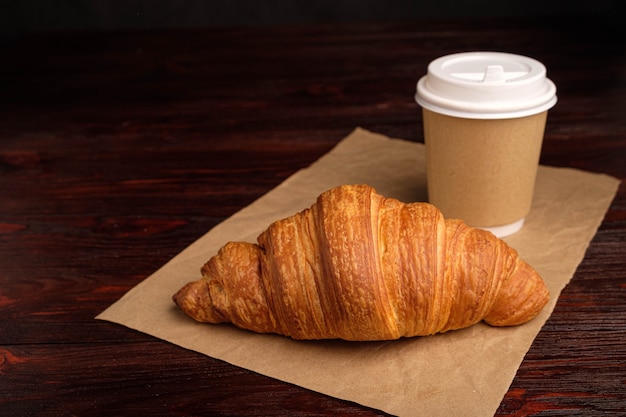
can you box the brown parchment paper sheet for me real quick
[97,128,620,417]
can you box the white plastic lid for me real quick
[415,52,557,119]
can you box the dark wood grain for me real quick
[1,16,625,416]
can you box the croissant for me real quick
[173,184,549,341]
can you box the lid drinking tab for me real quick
[482,65,505,83]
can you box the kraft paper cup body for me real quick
[415,52,557,237]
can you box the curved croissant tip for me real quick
[483,263,550,327]
[173,280,207,320]
[173,278,228,324]
[172,281,191,308]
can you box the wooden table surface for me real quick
[1,16,624,416]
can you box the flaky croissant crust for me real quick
[173,184,549,341]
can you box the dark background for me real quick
[1,0,622,41]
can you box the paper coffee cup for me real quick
[415,52,557,237]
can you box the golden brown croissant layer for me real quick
[173,184,549,341]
